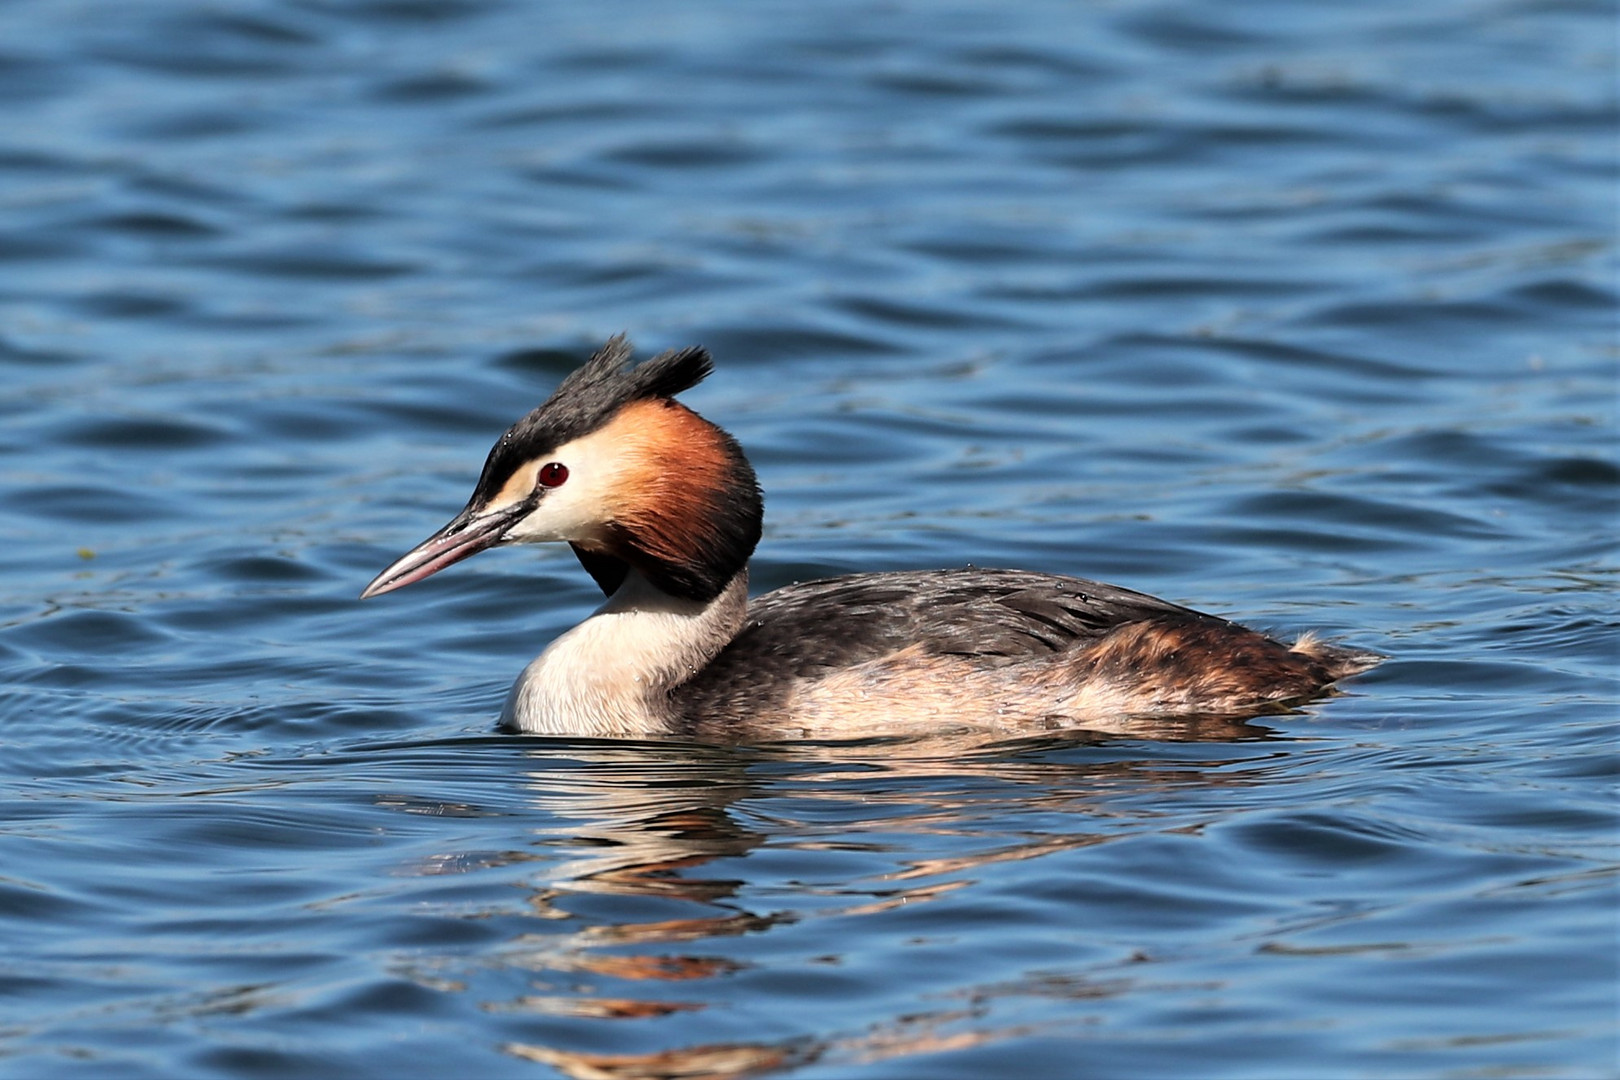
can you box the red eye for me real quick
[538,462,569,488]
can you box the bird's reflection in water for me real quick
[437,716,1282,1078]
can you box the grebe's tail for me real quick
[1288,631,1383,681]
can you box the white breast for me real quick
[501,570,747,737]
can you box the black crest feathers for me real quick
[473,335,715,497]
[541,334,714,436]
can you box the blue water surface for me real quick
[0,1,1615,1077]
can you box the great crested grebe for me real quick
[361,337,1378,740]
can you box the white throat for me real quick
[501,569,748,737]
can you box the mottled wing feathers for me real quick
[698,568,1212,683]
[673,568,1370,733]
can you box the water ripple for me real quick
[0,0,1612,1076]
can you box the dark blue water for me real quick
[2,1,1615,1076]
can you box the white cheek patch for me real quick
[505,483,604,543]
[488,462,540,512]
[498,429,632,545]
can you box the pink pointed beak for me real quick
[359,502,525,599]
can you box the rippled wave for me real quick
[0,0,1614,1076]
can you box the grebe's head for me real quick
[361,335,762,603]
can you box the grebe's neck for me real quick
[501,568,748,736]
